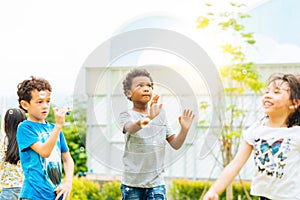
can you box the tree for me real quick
[46,98,88,176]
[197,1,265,199]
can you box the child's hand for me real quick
[178,109,195,131]
[203,190,219,200]
[53,107,68,127]
[148,95,163,119]
[55,180,72,200]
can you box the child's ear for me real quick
[20,100,29,111]
[126,90,132,99]
[297,100,300,109]
[289,100,300,110]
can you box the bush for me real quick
[71,177,102,200]
[168,179,209,200]
[70,178,121,200]
[100,181,122,200]
[168,179,259,200]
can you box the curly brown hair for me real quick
[122,68,153,101]
[17,76,52,112]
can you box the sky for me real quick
[244,0,300,63]
[0,0,299,109]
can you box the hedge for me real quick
[71,177,121,200]
[70,177,259,200]
[168,178,259,200]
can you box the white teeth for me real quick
[264,102,272,106]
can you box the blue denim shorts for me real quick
[0,187,21,200]
[120,184,167,200]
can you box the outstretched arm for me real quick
[167,109,195,150]
[203,140,253,200]
[55,151,74,200]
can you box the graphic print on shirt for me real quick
[39,131,62,188]
[254,137,291,179]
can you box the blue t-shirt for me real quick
[16,120,69,199]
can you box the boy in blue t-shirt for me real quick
[16,76,74,200]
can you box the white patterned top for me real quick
[0,140,24,188]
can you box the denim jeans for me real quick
[0,187,21,200]
[259,197,271,200]
[120,184,167,200]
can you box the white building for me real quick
[80,0,300,182]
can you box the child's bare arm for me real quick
[123,120,143,134]
[168,109,195,150]
[31,107,67,157]
[123,95,162,134]
[203,140,253,200]
[55,152,74,200]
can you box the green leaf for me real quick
[234,24,244,31]
[199,101,209,109]
[239,13,251,19]
[246,39,256,44]
[241,32,253,38]
[196,17,210,29]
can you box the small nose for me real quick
[42,102,49,107]
[143,85,150,91]
[263,92,272,99]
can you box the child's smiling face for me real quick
[262,80,293,116]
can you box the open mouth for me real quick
[263,101,273,107]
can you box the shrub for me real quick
[100,181,122,200]
[70,178,121,200]
[71,177,102,200]
[168,179,259,200]
[168,179,209,200]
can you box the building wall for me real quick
[84,63,300,181]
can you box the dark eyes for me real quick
[265,89,281,94]
[37,100,50,104]
[137,83,152,88]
